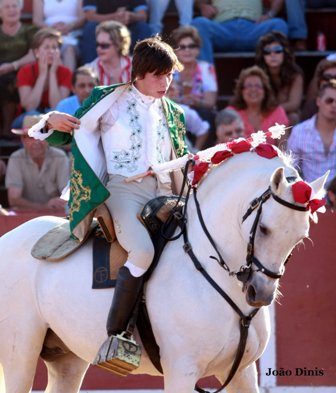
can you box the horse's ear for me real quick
[270,167,287,192]
[310,170,330,198]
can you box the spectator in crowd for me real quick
[167,80,209,151]
[12,28,72,129]
[80,0,151,64]
[228,65,289,144]
[255,31,304,125]
[32,0,85,72]
[287,82,336,185]
[191,0,288,64]
[85,21,132,85]
[6,115,70,211]
[326,175,336,208]
[148,0,194,34]
[0,159,6,181]
[0,0,38,138]
[170,25,218,146]
[215,107,244,144]
[55,66,99,115]
[301,58,336,120]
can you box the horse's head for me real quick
[242,167,328,308]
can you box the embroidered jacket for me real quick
[46,83,188,241]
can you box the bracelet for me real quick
[12,61,19,71]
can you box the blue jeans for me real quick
[80,20,152,64]
[191,17,288,64]
[285,0,307,39]
[148,0,193,34]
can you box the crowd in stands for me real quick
[0,0,335,212]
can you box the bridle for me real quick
[172,164,309,393]
[236,177,308,285]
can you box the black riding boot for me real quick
[94,266,143,375]
[106,265,144,336]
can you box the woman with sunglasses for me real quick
[255,31,303,125]
[85,20,132,85]
[228,65,289,145]
[170,25,218,147]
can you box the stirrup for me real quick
[93,332,141,376]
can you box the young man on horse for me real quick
[28,36,188,369]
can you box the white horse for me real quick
[0,149,328,393]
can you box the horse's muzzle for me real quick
[245,274,276,307]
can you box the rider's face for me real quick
[134,71,173,99]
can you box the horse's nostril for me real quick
[247,284,256,301]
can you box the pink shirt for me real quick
[228,105,289,143]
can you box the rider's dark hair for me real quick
[131,36,183,82]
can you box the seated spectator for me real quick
[0,0,38,138]
[148,0,194,34]
[33,0,85,72]
[326,176,336,209]
[6,115,70,211]
[191,0,288,64]
[287,82,336,185]
[255,31,304,125]
[170,25,218,147]
[301,58,336,120]
[55,66,99,115]
[0,159,6,181]
[85,21,132,85]
[80,0,151,64]
[228,65,289,144]
[12,28,72,129]
[215,107,244,144]
[167,80,209,151]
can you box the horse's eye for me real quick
[259,225,269,235]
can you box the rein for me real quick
[175,167,307,392]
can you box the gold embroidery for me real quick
[69,164,92,220]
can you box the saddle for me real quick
[31,195,185,281]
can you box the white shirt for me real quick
[100,85,172,178]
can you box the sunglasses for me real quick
[324,97,336,105]
[96,42,113,49]
[263,45,284,55]
[179,44,198,50]
[243,83,264,90]
[321,73,336,82]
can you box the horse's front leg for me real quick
[225,362,259,393]
[162,359,202,393]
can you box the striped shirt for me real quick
[287,115,336,185]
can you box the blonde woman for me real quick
[86,21,132,85]
[228,65,289,144]
[12,28,72,129]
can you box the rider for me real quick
[28,36,189,367]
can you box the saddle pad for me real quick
[31,220,97,262]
